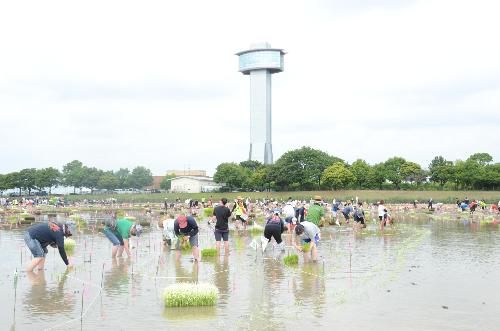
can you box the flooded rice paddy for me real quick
[1,211,500,330]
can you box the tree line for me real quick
[0,160,154,195]
[213,147,500,191]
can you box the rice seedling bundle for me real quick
[203,208,214,217]
[283,254,299,266]
[201,248,217,257]
[7,216,18,224]
[163,283,219,307]
[302,243,311,252]
[64,238,76,256]
[124,216,136,221]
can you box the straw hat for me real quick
[313,195,322,201]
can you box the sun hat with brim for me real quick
[177,215,188,228]
[313,195,322,201]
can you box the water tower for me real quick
[236,42,285,165]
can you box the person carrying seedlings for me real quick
[24,221,73,272]
[212,198,231,255]
[263,209,286,251]
[174,214,200,261]
[305,196,325,226]
[293,221,320,262]
[353,202,366,229]
[231,196,248,230]
[103,216,143,258]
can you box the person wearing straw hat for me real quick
[305,196,325,226]
[231,196,248,230]
[24,220,73,272]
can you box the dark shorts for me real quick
[264,224,283,244]
[343,212,350,220]
[214,229,229,242]
[302,233,320,246]
[354,216,365,224]
[24,231,48,258]
[103,228,124,246]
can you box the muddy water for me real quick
[1,216,499,330]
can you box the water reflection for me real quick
[22,270,74,314]
[213,255,229,298]
[293,263,326,318]
[103,258,130,296]
[174,252,198,282]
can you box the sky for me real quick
[1,0,499,176]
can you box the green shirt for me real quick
[115,218,133,239]
[306,204,324,225]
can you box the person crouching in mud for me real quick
[263,209,286,252]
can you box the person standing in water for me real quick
[212,198,231,256]
[378,200,387,231]
[231,196,248,230]
[24,221,73,272]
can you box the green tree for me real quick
[467,153,493,166]
[0,174,7,194]
[127,166,153,189]
[367,163,386,189]
[63,160,85,193]
[97,172,119,190]
[213,163,248,190]
[384,157,407,189]
[19,168,37,195]
[248,165,273,191]
[160,175,176,190]
[271,146,343,190]
[115,168,130,189]
[350,159,371,188]
[239,160,263,172]
[5,172,23,195]
[429,156,454,189]
[321,162,356,190]
[35,167,61,194]
[82,167,104,194]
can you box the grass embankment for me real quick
[64,190,500,204]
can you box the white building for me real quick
[170,176,222,193]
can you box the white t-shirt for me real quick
[300,221,320,240]
[378,204,386,217]
[163,218,176,240]
[283,204,295,218]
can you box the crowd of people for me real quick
[9,193,500,274]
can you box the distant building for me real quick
[145,176,164,190]
[166,170,207,177]
[170,176,222,193]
